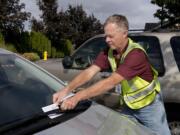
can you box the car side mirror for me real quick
[62,56,73,68]
[74,56,92,69]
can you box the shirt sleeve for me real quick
[93,51,110,70]
[116,49,153,81]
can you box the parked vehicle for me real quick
[37,32,180,135]
[0,48,155,135]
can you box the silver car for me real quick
[0,48,155,135]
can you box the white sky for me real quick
[21,0,160,30]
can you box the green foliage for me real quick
[34,1,103,51]
[1,0,103,57]
[54,51,64,58]
[19,31,63,58]
[19,31,31,52]
[65,5,103,48]
[0,32,17,53]
[62,39,73,56]
[0,43,5,48]
[0,33,17,52]
[0,43,17,53]
[31,17,44,33]
[37,0,61,49]
[151,0,180,23]
[5,43,17,53]
[0,33,5,45]
[0,0,31,37]
[22,52,40,62]
[29,31,51,58]
[0,0,31,53]
[51,47,57,58]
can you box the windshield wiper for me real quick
[45,100,91,115]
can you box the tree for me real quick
[64,5,103,48]
[151,0,180,27]
[0,0,31,52]
[35,1,103,55]
[0,0,31,35]
[19,31,31,52]
[37,0,61,48]
[31,17,44,33]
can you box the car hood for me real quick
[35,102,155,135]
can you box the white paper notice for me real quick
[42,103,62,119]
[42,103,59,112]
[42,93,75,119]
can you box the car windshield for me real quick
[0,52,65,127]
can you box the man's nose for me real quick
[106,37,110,43]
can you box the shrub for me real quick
[0,43,17,53]
[59,39,73,56]
[20,32,31,52]
[55,51,64,58]
[30,31,52,57]
[51,47,57,58]
[64,39,73,56]
[0,33,5,45]
[5,43,17,53]
[22,52,40,62]
[0,43,5,48]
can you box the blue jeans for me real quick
[121,92,171,135]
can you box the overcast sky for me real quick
[21,0,160,30]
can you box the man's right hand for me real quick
[52,89,69,105]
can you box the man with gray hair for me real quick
[53,14,171,135]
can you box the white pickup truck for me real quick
[37,32,180,135]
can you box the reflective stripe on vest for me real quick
[108,38,160,109]
[124,80,156,102]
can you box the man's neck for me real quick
[117,38,128,54]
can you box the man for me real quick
[53,14,171,135]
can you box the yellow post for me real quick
[43,51,47,61]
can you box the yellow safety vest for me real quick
[108,38,160,109]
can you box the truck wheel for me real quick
[169,121,180,135]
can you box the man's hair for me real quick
[104,14,129,31]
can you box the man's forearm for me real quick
[65,65,100,93]
[75,72,124,101]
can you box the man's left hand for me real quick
[60,96,79,110]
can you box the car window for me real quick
[170,36,180,71]
[72,37,107,68]
[130,35,165,77]
[0,54,64,126]
[73,37,107,57]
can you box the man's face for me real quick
[104,23,128,50]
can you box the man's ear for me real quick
[123,30,128,38]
